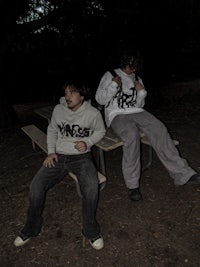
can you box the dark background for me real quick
[0,0,200,128]
[1,2,200,265]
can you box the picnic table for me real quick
[34,105,54,124]
[21,105,179,196]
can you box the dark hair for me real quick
[63,80,91,101]
[119,51,143,71]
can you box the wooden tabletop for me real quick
[34,105,54,123]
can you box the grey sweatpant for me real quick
[111,111,196,189]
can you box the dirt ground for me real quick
[0,84,200,266]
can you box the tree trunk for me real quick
[0,92,18,129]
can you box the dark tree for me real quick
[0,0,199,128]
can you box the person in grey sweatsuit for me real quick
[14,81,106,250]
[95,52,200,202]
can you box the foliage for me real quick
[0,0,199,114]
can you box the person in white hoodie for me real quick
[14,81,106,250]
[95,52,200,202]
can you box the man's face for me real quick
[65,85,84,111]
[122,65,136,75]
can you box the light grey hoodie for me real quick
[95,68,147,127]
[47,97,106,155]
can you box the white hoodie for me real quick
[47,97,106,155]
[95,68,147,127]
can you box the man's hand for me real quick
[74,141,87,152]
[43,153,58,168]
[112,75,122,87]
[134,80,144,91]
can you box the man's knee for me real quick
[82,178,98,198]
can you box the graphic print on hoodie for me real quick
[47,97,106,155]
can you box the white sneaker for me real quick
[14,235,30,247]
[89,236,104,250]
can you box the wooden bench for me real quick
[21,124,106,198]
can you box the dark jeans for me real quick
[21,152,100,239]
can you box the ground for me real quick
[0,81,200,267]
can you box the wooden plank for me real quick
[95,127,122,151]
[68,172,106,185]
[69,172,106,197]
[95,136,123,151]
[22,124,47,153]
[34,105,54,123]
